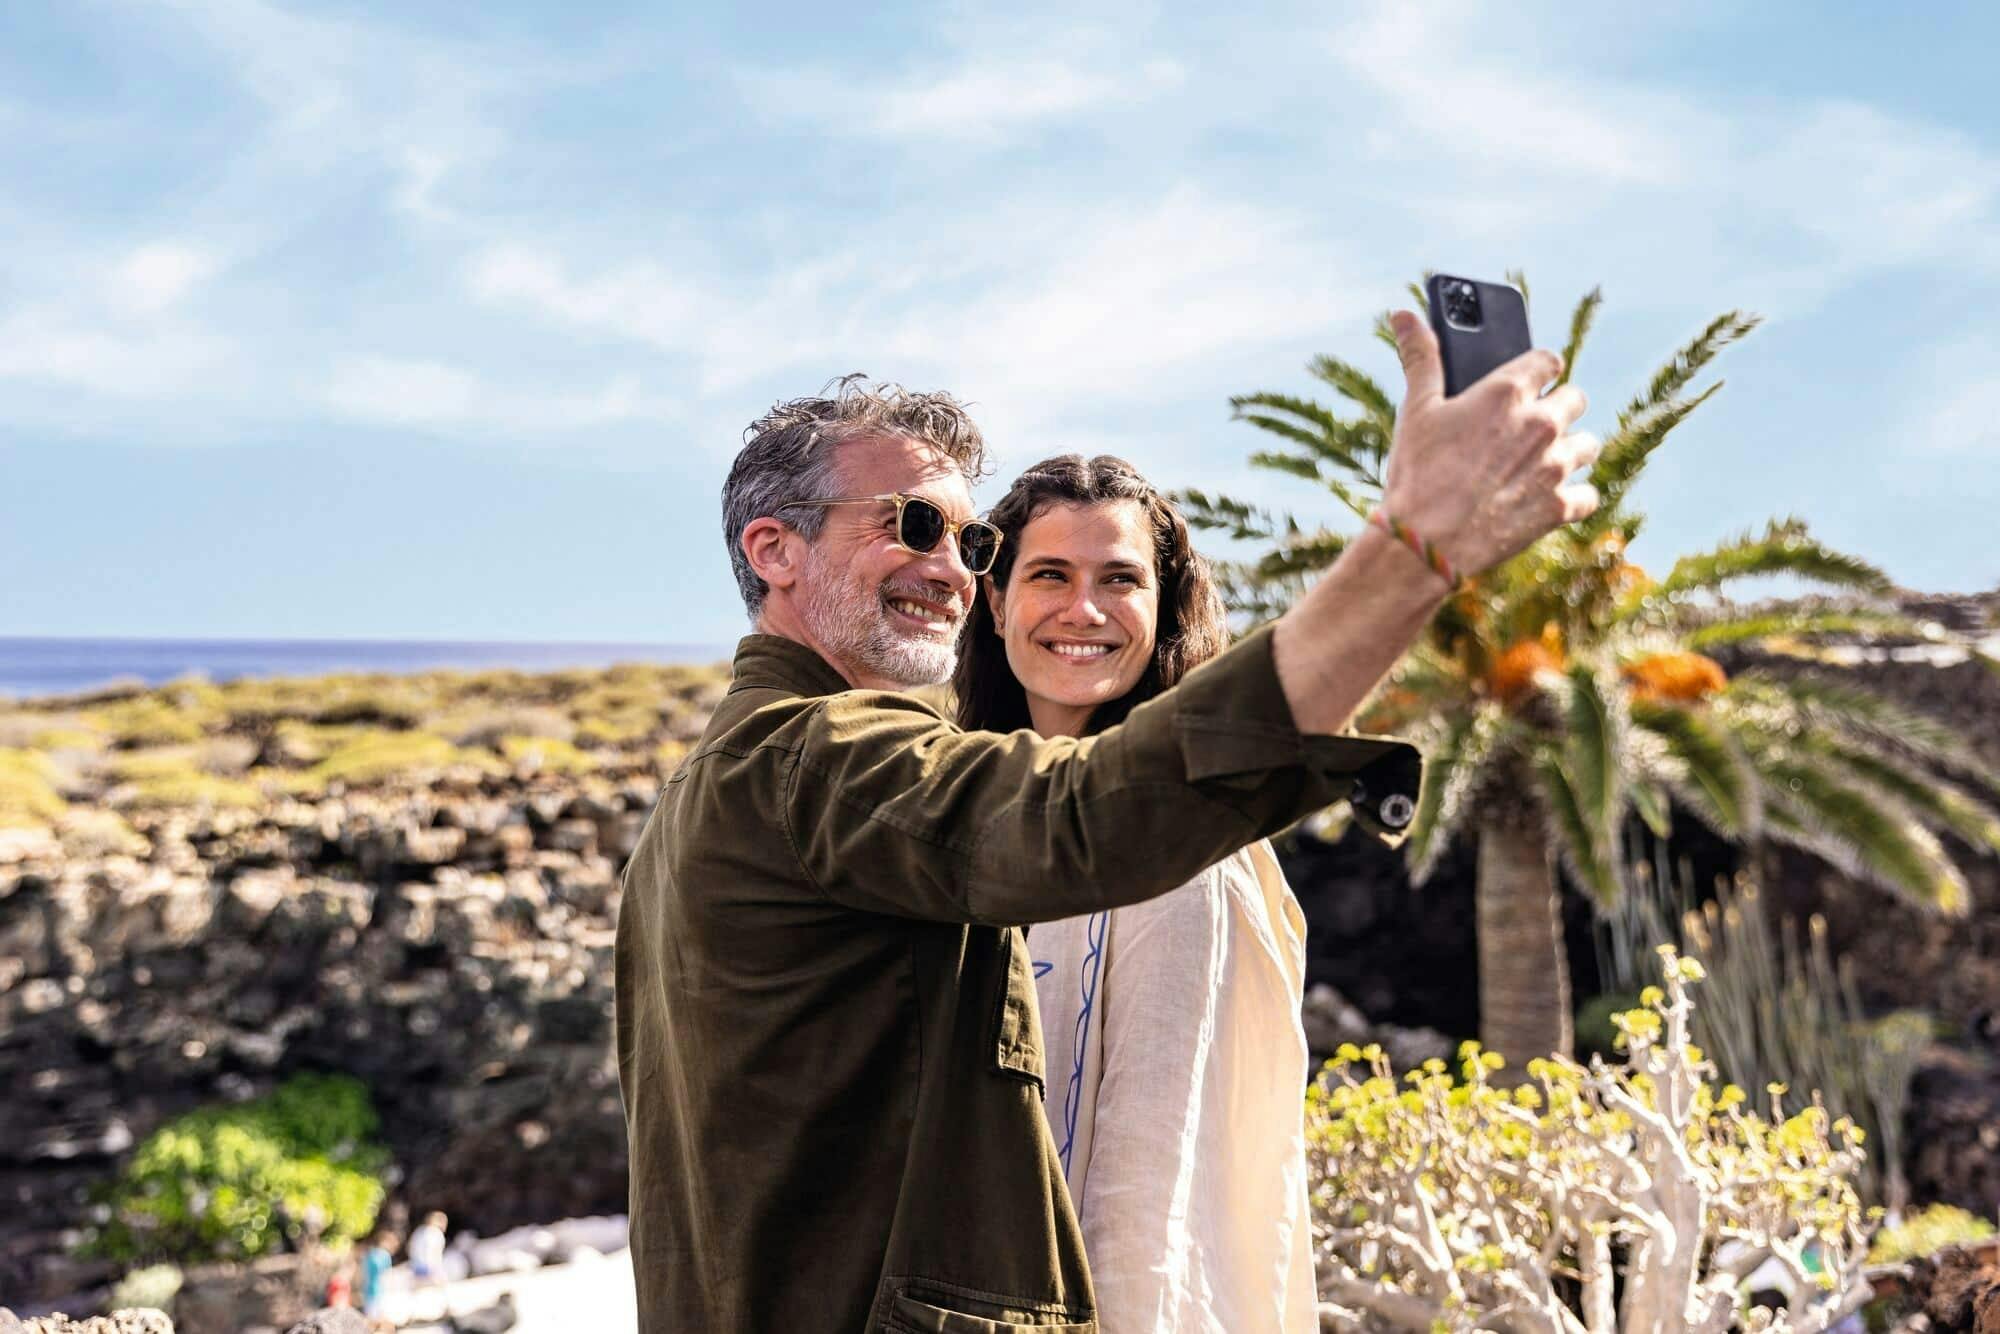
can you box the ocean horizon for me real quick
[0,636,733,701]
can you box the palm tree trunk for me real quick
[1476,815,1574,1065]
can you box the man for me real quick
[615,314,1598,1331]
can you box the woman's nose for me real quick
[1059,590,1106,625]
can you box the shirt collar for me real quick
[728,633,854,699]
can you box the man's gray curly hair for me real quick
[721,374,993,619]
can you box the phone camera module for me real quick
[1440,279,1483,332]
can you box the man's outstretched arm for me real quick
[1273,310,1599,735]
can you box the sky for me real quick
[3,0,1997,643]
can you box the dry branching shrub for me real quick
[1308,948,1873,1332]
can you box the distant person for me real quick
[324,1258,353,1309]
[360,1231,394,1320]
[617,323,1598,1331]
[955,454,1319,1331]
[408,1212,448,1288]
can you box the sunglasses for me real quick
[775,492,1004,576]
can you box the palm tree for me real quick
[1182,278,1999,1062]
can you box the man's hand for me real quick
[1379,309,1600,581]
[1267,310,1599,736]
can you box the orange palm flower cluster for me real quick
[1489,624,1566,704]
[1623,651,1729,703]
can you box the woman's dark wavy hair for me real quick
[953,454,1228,736]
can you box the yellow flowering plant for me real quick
[1306,948,1873,1332]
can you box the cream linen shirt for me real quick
[1029,840,1317,1334]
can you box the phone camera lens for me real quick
[1440,279,1483,331]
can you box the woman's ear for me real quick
[983,575,1005,633]
[741,517,801,595]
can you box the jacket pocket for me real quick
[886,1288,1094,1333]
[990,926,1045,1088]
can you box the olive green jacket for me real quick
[614,627,1418,1332]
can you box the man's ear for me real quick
[983,575,1005,632]
[741,517,802,595]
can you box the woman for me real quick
[954,454,1319,1333]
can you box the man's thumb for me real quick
[1390,309,1443,406]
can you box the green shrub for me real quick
[87,1074,388,1265]
[87,697,212,747]
[499,734,597,774]
[0,747,68,828]
[109,1262,183,1313]
[1868,1203,1997,1264]
[308,731,493,785]
[108,753,263,811]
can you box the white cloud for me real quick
[321,355,675,435]
[1328,4,1700,186]
[869,57,1183,140]
[1910,338,2000,455]
[112,243,220,315]
[0,307,230,396]
[743,51,1184,143]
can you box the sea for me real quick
[0,637,732,702]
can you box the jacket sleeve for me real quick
[781,624,1420,924]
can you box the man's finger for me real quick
[1542,384,1588,433]
[1551,430,1602,476]
[1494,347,1564,398]
[1389,310,1443,408]
[1556,480,1601,525]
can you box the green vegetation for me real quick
[88,1073,388,1265]
[1184,277,1998,1062]
[107,751,263,811]
[1599,854,1931,1207]
[86,696,212,747]
[499,734,597,775]
[1867,1203,1997,1264]
[1308,950,1873,1328]
[0,747,68,827]
[308,731,496,786]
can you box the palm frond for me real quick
[1505,269,1530,312]
[1583,383,1722,528]
[1407,704,1510,884]
[1230,391,1388,485]
[1808,738,2000,856]
[1653,519,1892,599]
[1732,673,2000,796]
[1250,529,1350,582]
[1555,287,1603,389]
[1758,753,1971,914]
[1531,743,1625,905]
[1650,607,1915,647]
[1631,698,1760,838]
[1618,311,1761,426]
[1173,489,1288,544]
[1210,562,1308,624]
[1560,661,1625,842]
[1307,355,1397,436]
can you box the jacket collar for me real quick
[728,633,854,699]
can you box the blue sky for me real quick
[3,1,1997,642]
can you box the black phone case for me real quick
[1425,274,1532,397]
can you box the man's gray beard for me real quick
[799,548,961,687]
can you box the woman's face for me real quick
[989,499,1160,738]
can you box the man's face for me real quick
[794,434,979,689]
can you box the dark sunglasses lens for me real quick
[959,523,1001,574]
[897,497,948,553]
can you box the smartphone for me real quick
[1425,273,1532,397]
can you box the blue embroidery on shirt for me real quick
[1056,910,1108,1175]
[1033,961,1053,980]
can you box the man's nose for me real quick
[916,537,975,600]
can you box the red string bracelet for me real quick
[1368,508,1460,591]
